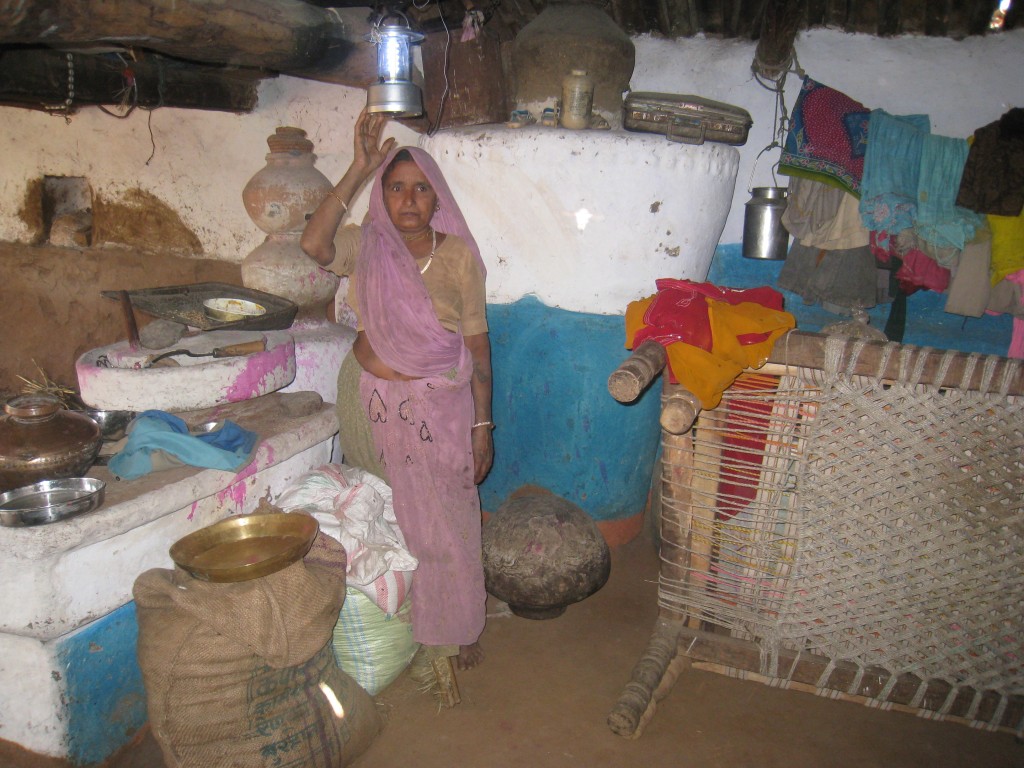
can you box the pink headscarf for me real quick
[356,146,485,377]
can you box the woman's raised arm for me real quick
[300,109,396,267]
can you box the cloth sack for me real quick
[275,463,416,616]
[134,532,381,768]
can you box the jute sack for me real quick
[134,532,381,768]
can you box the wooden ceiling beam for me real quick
[0,0,372,80]
[0,47,264,113]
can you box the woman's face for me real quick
[382,160,438,236]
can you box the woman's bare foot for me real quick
[456,642,484,670]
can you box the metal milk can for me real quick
[742,186,790,260]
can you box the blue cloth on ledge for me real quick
[108,410,259,481]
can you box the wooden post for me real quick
[606,615,685,737]
[751,0,805,79]
[607,377,707,738]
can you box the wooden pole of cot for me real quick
[608,340,667,403]
[607,340,703,433]
[607,378,704,738]
[768,331,1024,396]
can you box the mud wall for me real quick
[0,242,241,399]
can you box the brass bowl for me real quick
[170,512,318,583]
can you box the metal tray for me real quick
[103,283,298,332]
[0,478,106,527]
[170,512,318,582]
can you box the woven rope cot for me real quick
[606,332,1024,739]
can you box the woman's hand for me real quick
[465,333,493,485]
[353,108,396,178]
[300,108,396,266]
[472,427,493,485]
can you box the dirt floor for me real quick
[4,533,1019,768]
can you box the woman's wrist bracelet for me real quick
[328,190,349,212]
[472,420,495,430]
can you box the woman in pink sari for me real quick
[301,110,492,682]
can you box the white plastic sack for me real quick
[333,587,418,696]
[275,463,416,615]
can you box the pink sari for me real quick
[355,147,486,646]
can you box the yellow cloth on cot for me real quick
[625,295,795,410]
[624,295,654,347]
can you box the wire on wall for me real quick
[413,0,452,136]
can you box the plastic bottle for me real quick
[560,69,594,129]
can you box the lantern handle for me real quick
[368,9,424,43]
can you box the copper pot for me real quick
[0,394,102,493]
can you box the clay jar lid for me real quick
[266,126,314,154]
[0,394,102,493]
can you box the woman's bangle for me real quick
[472,420,494,430]
[327,190,349,212]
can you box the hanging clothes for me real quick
[944,231,993,318]
[781,176,870,250]
[990,204,1024,285]
[956,107,1024,217]
[914,132,984,251]
[778,239,881,309]
[778,76,871,197]
[895,248,950,295]
[859,109,931,236]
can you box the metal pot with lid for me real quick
[0,394,102,493]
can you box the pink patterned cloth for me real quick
[358,358,485,645]
[354,146,487,646]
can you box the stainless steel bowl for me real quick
[190,420,225,435]
[0,477,106,527]
[80,409,137,441]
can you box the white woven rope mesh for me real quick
[657,337,1024,732]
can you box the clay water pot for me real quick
[241,126,340,316]
[0,394,102,493]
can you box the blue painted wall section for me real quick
[481,295,662,521]
[56,602,147,766]
[709,243,1013,356]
